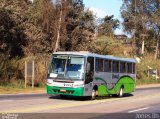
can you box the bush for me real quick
[0,57,23,84]
[136,53,160,81]
[0,54,50,87]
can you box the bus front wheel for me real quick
[60,95,68,99]
[90,89,96,100]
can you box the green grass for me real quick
[0,86,45,94]
[1,80,24,89]
[136,78,160,85]
[0,80,45,94]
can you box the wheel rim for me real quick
[91,90,96,99]
[119,88,123,97]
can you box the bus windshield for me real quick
[48,55,85,80]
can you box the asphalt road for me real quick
[0,86,160,119]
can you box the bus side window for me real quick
[95,58,103,72]
[104,60,111,72]
[127,63,132,73]
[120,62,126,73]
[133,63,135,73]
[112,61,119,73]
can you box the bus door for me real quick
[84,57,94,96]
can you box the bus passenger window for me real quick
[133,63,135,73]
[96,58,103,72]
[104,60,111,72]
[112,61,119,73]
[120,62,126,73]
[127,63,132,73]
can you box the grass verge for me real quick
[136,78,160,85]
[0,86,45,94]
[0,80,45,94]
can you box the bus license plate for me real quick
[60,89,66,92]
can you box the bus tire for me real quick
[90,89,96,100]
[119,87,124,97]
[60,95,68,99]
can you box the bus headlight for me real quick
[47,79,53,84]
[73,82,84,87]
[74,84,84,87]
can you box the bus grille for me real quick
[53,89,74,94]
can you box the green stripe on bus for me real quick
[95,76,135,96]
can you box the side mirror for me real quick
[86,62,91,74]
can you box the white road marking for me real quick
[128,107,150,113]
[0,100,14,103]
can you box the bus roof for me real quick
[53,51,136,63]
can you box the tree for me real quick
[98,15,119,37]
[54,0,96,51]
[28,0,57,53]
[71,9,96,51]
[28,0,96,52]
[0,0,29,58]
[0,0,54,57]
[147,0,160,59]
[121,0,157,56]
[0,0,96,56]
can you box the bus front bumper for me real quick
[47,85,84,96]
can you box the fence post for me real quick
[32,60,35,88]
[156,69,158,80]
[25,61,27,88]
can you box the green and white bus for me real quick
[47,51,136,99]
